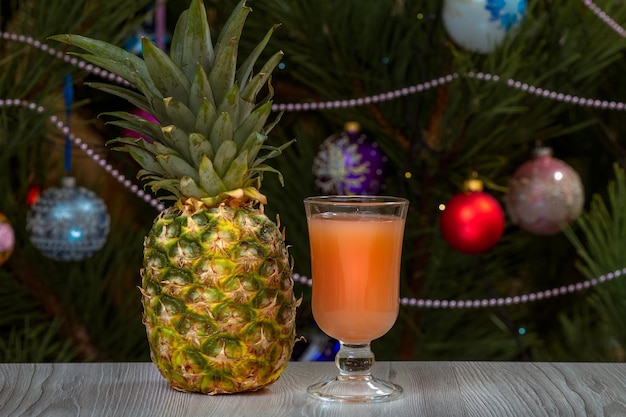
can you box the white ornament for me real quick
[442,0,527,54]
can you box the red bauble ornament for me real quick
[440,179,505,254]
[504,147,584,235]
[26,185,41,207]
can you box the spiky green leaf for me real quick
[107,120,159,143]
[254,139,296,167]
[263,110,283,136]
[161,125,192,162]
[179,176,210,199]
[163,97,196,134]
[188,133,214,166]
[237,132,265,165]
[240,51,284,104]
[222,150,249,190]
[49,34,149,82]
[145,178,181,197]
[103,111,163,142]
[189,64,215,114]
[171,0,214,80]
[68,53,141,88]
[127,147,166,176]
[250,164,284,187]
[86,82,151,113]
[233,102,271,148]
[213,140,238,177]
[209,112,234,153]
[208,36,238,107]
[214,1,249,58]
[199,155,227,196]
[157,154,199,182]
[216,84,240,126]
[236,24,280,91]
[153,141,182,157]
[194,98,217,138]
[169,9,189,69]
[108,136,144,150]
[147,95,171,126]
[142,38,191,103]
[137,169,158,180]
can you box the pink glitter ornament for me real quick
[504,147,584,235]
[0,213,15,266]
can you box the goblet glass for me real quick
[303,195,409,402]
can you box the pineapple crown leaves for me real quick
[49,0,291,208]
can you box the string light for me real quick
[293,267,626,309]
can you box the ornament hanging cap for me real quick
[344,121,360,133]
[533,147,553,158]
[62,176,76,187]
[464,173,483,192]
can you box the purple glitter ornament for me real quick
[313,122,387,195]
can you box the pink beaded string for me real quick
[0,98,164,211]
[294,267,626,309]
[0,31,131,86]
[271,0,626,112]
[582,0,626,38]
[272,71,626,113]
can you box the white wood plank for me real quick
[0,362,625,416]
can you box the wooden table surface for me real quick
[0,361,625,416]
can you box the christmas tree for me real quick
[1,0,626,363]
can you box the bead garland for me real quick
[0,31,130,87]
[2,0,625,308]
[293,267,626,309]
[7,96,620,312]
[0,0,624,114]
[583,0,626,38]
[0,98,164,211]
[272,71,626,113]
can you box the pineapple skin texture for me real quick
[141,204,298,394]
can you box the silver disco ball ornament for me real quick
[27,177,110,261]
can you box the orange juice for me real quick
[308,213,405,344]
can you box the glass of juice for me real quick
[303,195,409,402]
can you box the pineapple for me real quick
[51,0,299,394]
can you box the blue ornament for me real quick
[123,28,170,57]
[293,324,340,362]
[313,122,387,195]
[122,10,170,57]
[27,177,110,262]
[442,0,527,54]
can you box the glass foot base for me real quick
[307,375,403,403]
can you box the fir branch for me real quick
[14,249,103,361]
[564,164,626,357]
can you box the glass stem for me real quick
[335,342,375,380]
